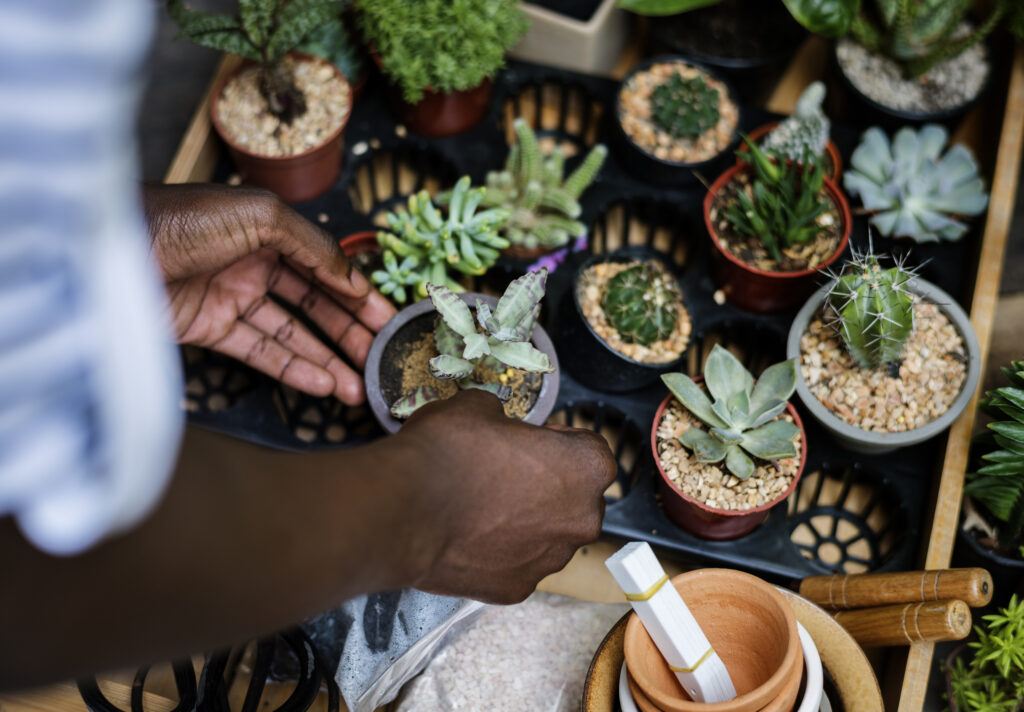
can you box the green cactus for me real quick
[601,264,679,346]
[761,82,830,166]
[650,72,721,140]
[661,344,800,481]
[470,118,607,250]
[825,250,916,369]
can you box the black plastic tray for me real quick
[185,59,982,583]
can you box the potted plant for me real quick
[356,0,528,137]
[169,0,353,203]
[368,177,511,304]
[787,248,980,454]
[944,594,1024,712]
[614,56,740,185]
[741,81,843,181]
[339,230,381,275]
[704,137,851,313]
[296,8,369,102]
[843,124,989,243]
[364,269,559,433]
[509,0,632,75]
[652,344,805,540]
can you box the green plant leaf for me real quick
[429,354,475,380]
[725,446,755,480]
[747,359,798,421]
[390,385,441,418]
[488,341,553,373]
[267,0,343,62]
[704,344,755,410]
[493,268,547,340]
[781,0,859,38]
[427,283,477,339]
[616,0,721,15]
[238,0,275,47]
[461,333,490,361]
[741,420,800,460]
[662,373,727,429]
[680,428,728,462]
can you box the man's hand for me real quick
[144,183,395,405]
[394,390,618,604]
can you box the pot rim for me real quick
[785,277,981,448]
[209,52,353,163]
[741,122,843,180]
[614,54,742,171]
[958,520,1024,569]
[339,230,381,256]
[650,376,807,519]
[704,163,852,280]
[364,291,560,434]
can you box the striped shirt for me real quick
[0,0,184,554]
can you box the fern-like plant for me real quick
[168,0,344,123]
[946,595,1024,712]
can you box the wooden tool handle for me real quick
[833,599,972,647]
[799,568,992,609]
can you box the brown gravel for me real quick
[656,399,801,511]
[799,300,968,432]
[578,260,691,364]
[216,55,350,158]
[619,61,739,164]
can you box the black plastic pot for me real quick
[558,246,689,393]
[953,525,1024,611]
[612,56,740,186]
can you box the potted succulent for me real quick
[652,344,806,540]
[356,0,528,137]
[561,248,692,393]
[843,124,989,244]
[509,0,632,75]
[169,0,353,203]
[944,595,1024,712]
[704,137,851,313]
[614,56,740,185]
[369,177,511,305]
[364,269,559,433]
[787,249,980,454]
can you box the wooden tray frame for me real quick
[161,40,1024,712]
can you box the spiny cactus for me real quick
[475,118,607,250]
[761,82,830,166]
[662,344,800,481]
[843,124,988,244]
[601,264,679,346]
[650,72,721,140]
[825,250,917,369]
[371,176,511,303]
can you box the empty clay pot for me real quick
[623,569,802,712]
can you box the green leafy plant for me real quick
[725,137,831,263]
[168,0,344,123]
[390,269,553,418]
[824,249,916,369]
[601,264,679,346]
[761,82,831,167]
[661,344,800,480]
[844,125,989,244]
[650,73,721,140]
[296,10,365,88]
[356,0,528,104]
[964,361,1024,557]
[371,177,511,304]
[946,595,1024,712]
[616,0,859,38]
[474,118,607,250]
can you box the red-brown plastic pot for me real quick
[703,164,851,314]
[740,122,842,181]
[651,379,806,540]
[210,53,351,204]
[339,230,380,257]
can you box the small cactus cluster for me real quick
[601,263,679,346]
[761,82,830,166]
[843,124,988,243]
[825,250,917,369]
[370,176,510,303]
[650,72,721,140]
[475,118,607,250]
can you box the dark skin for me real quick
[0,184,617,691]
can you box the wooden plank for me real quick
[766,37,828,114]
[0,682,176,712]
[897,44,1024,712]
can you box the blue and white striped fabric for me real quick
[0,0,184,554]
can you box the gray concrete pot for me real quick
[786,278,980,455]
[365,293,560,434]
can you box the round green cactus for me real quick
[601,264,679,346]
[650,72,721,140]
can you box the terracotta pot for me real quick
[338,230,380,257]
[623,570,803,712]
[740,123,842,181]
[210,53,352,204]
[651,378,806,540]
[703,164,851,313]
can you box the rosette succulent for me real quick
[601,263,679,346]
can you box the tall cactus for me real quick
[762,82,830,165]
[601,264,679,346]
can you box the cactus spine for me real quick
[761,81,830,165]
[650,72,721,139]
[601,264,679,346]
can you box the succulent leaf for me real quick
[741,420,800,460]
[462,381,513,401]
[762,82,831,165]
[725,446,755,480]
[493,267,547,339]
[704,345,754,410]
[389,385,442,418]
[427,283,477,338]
[429,354,475,380]
[662,373,727,429]
[680,428,729,462]
[461,333,491,361]
[488,341,553,373]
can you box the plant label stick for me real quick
[605,542,736,703]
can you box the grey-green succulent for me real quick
[661,344,800,480]
[761,81,830,167]
[844,125,988,243]
[601,263,679,346]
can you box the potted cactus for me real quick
[843,125,989,244]
[651,344,805,540]
[169,0,353,203]
[560,248,692,393]
[364,269,559,433]
[787,249,980,454]
[704,136,851,313]
[614,56,740,185]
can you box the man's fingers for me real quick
[285,257,397,333]
[268,208,370,299]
